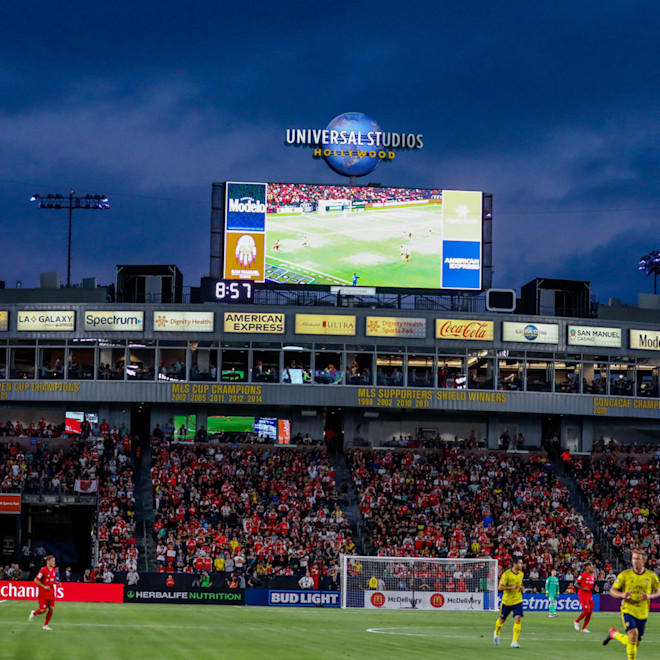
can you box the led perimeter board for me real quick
[212,182,489,291]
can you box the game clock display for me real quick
[201,278,254,303]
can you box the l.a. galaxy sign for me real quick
[285,112,423,177]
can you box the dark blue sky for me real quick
[1,1,659,303]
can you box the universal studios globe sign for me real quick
[285,112,424,177]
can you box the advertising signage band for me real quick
[154,312,214,333]
[502,322,559,344]
[630,329,660,351]
[366,316,425,338]
[124,588,244,605]
[0,494,21,514]
[295,314,356,336]
[436,319,494,340]
[17,311,75,332]
[0,311,7,332]
[568,325,621,347]
[224,312,285,334]
[84,311,144,332]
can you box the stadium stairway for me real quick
[133,444,157,572]
[328,452,368,554]
[555,472,623,572]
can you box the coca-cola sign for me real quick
[436,319,494,341]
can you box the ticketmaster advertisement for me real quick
[521,593,600,612]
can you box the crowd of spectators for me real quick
[150,440,355,588]
[0,429,138,577]
[267,183,441,213]
[574,452,660,570]
[348,447,606,581]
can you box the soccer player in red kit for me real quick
[29,554,58,630]
[573,562,596,633]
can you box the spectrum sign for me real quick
[285,112,424,177]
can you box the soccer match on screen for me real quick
[222,182,483,290]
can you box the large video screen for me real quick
[207,415,255,433]
[222,182,483,290]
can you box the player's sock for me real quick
[44,611,53,626]
[549,602,556,616]
[575,612,585,623]
[512,622,521,642]
[33,608,45,616]
[495,618,504,634]
[582,612,592,629]
[615,632,629,646]
[626,642,637,660]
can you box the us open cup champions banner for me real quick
[223,182,267,282]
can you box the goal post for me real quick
[340,555,498,611]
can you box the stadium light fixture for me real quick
[639,251,660,294]
[30,190,110,286]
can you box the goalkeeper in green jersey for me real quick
[545,568,560,618]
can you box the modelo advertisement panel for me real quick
[568,325,621,348]
[502,322,559,344]
[123,587,244,605]
[268,590,340,607]
[364,590,484,610]
[630,329,660,351]
[224,183,484,291]
[0,581,123,603]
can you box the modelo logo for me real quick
[430,593,445,608]
[523,325,539,341]
[371,592,386,607]
[228,197,266,214]
[0,583,64,599]
[269,591,339,606]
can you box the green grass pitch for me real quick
[2,601,658,660]
[265,206,445,287]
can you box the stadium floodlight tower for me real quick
[30,191,110,287]
[639,251,660,294]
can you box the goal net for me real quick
[340,555,498,611]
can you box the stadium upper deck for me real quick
[0,301,659,450]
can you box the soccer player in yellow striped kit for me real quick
[494,557,525,648]
[603,548,660,659]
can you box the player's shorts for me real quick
[500,603,524,620]
[38,597,55,610]
[578,595,594,612]
[623,613,647,640]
